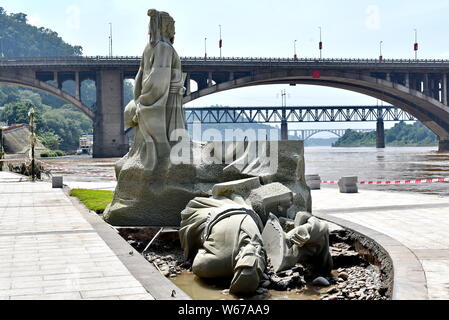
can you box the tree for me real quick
[333,122,437,147]
[0,9,83,57]
[38,131,62,150]
[0,101,45,131]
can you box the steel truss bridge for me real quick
[289,129,374,140]
[184,105,415,124]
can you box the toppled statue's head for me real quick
[148,9,175,45]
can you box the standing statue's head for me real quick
[148,9,175,46]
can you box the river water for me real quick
[41,146,449,196]
[305,146,449,196]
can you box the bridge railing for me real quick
[3,56,449,67]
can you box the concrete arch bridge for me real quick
[1,56,449,156]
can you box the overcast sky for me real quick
[2,0,448,132]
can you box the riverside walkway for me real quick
[0,171,184,300]
[313,187,449,300]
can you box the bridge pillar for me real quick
[93,70,128,158]
[281,120,289,141]
[438,139,449,152]
[442,74,448,105]
[376,119,385,149]
[405,73,410,88]
[423,73,430,96]
[185,73,191,95]
[53,72,59,89]
[208,72,213,87]
[75,71,80,100]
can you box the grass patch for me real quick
[70,189,113,214]
[40,150,66,158]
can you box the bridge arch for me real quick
[290,129,373,140]
[0,74,95,120]
[184,71,449,144]
[305,130,343,140]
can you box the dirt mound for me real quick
[2,124,48,156]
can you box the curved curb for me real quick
[314,212,428,300]
[64,187,191,301]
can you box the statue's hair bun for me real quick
[148,9,158,17]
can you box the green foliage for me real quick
[40,150,66,158]
[42,105,92,151]
[0,101,44,129]
[333,122,438,147]
[0,101,92,152]
[38,131,62,150]
[0,7,83,57]
[0,8,93,154]
[70,189,114,214]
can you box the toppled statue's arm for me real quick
[287,225,312,247]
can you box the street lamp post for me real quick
[28,108,36,182]
[414,29,418,60]
[280,89,288,140]
[379,41,383,61]
[219,25,222,59]
[109,23,113,57]
[204,37,207,60]
[319,26,323,59]
[294,40,298,60]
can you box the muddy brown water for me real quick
[171,271,328,301]
[33,146,449,196]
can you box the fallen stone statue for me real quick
[179,195,267,295]
[179,178,333,295]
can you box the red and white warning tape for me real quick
[322,178,449,185]
[4,158,448,184]
[0,158,29,162]
[39,161,116,179]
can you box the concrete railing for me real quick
[3,56,449,67]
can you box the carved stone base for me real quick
[104,140,311,227]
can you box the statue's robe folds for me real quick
[103,40,193,227]
[124,40,186,171]
[179,195,267,295]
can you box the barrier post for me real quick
[28,108,36,182]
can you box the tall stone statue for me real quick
[124,9,186,171]
[104,9,200,226]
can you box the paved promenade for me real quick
[0,171,154,300]
[313,187,449,300]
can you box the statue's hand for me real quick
[287,226,311,248]
[124,100,139,128]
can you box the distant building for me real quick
[77,134,93,155]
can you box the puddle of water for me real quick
[171,271,329,301]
